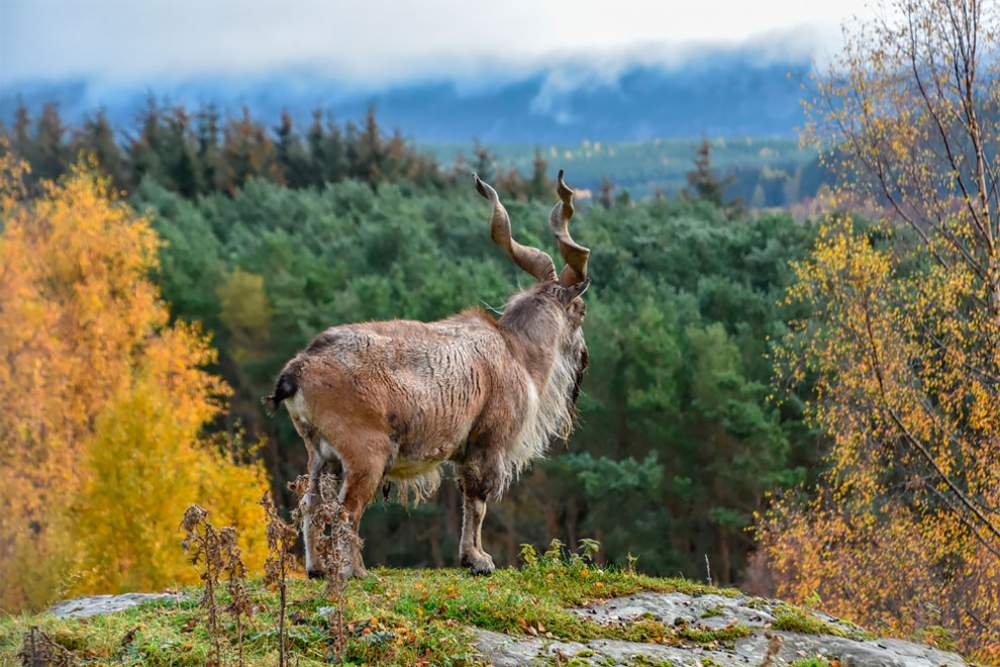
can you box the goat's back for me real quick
[284,309,517,460]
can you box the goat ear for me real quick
[558,278,590,305]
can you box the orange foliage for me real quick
[759,217,1000,656]
[0,152,268,611]
[758,1,1000,659]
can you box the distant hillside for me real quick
[439,137,826,203]
[1,53,811,144]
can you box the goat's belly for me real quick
[387,458,444,480]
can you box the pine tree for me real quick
[33,103,69,182]
[275,111,309,188]
[528,148,551,200]
[471,140,495,182]
[497,167,527,200]
[383,128,411,182]
[221,107,280,190]
[196,104,225,192]
[73,109,128,189]
[129,96,166,187]
[685,139,744,216]
[344,120,361,181]
[355,106,384,188]
[11,102,32,162]
[686,139,725,206]
[599,176,615,208]
[164,107,202,197]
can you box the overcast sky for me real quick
[0,0,874,86]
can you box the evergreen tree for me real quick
[33,103,69,182]
[274,111,310,188]
[599,176,615,208]
[129,96,166,187]
[383,128,411,182]
[221,106,280,190]
[497,166,527,200]
[355,106,384,188]
[471,140,495,182]
[196,104,225,192]
[305,110,326,186]
[164,107,202,197]
[528,148,551,200]
[11,102,32,163]
[685,139,744,215]
[73,109,128,189]
[686,139,725,206]
[344,120,361,182]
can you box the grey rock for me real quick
[571,591,866,636]
[472,592,970,667]
[472,628,742,667]
[762,631,967,667]
[571,591,777,630]
[49,592,183,619]
[472,628,590,666]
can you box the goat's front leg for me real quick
[459,493,495,575]
[458,464,498,575]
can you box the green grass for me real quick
[790,658,832,667]
[700,605,723,619]
[771,606,869,641]
[0,546,855,666]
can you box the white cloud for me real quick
[0,0,875,86]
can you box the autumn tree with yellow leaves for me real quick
[0,152,269,611]
[757,0,999,658]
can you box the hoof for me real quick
[461,553,496,576]
[469,562,495,576]
[340,563,368,579]
[307,569,325,580]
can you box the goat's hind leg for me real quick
[301,439,329,579]
[336,432,393,579]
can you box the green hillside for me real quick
[427,138,826,204]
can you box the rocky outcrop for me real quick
[48,592,183,619]
[474,592,968,667]
[46,590,968,666]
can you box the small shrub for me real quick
[180,505,225,667]
[260,492,298,667]
[519,543,540,569]
[180,505,252,666]
[219,527,253,666]
[17,626,72,666]
[578,538,601,563]
[626,552,640,574]
[308,473,361,661]
[543,538,566,564]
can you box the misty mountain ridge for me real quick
[1,48,812,144]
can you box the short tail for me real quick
[262,369,298,417]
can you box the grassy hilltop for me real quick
[0,545,866,667]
